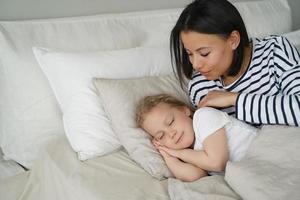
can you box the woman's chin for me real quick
[203,74,216,80]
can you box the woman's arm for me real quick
[159,127,229,172]
[236,90,300,126]
[236,37,300,126]
[198,74,300,127]
[159,149,207,182]
[194,36,300,126]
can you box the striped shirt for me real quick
[188,35,300,126]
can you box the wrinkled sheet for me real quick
[168,176,241,200]
[0,136,169,200]
[168,125,300,200]
[0,148,25,179]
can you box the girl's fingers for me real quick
[152,139,161,149]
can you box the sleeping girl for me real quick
[135,94,258,182]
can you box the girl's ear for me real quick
[182,106,192,117]
[228,30,240,50]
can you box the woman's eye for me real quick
[200,52,210,57]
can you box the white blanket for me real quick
[168,176,241,200]
[168,125,300,200]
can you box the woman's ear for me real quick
[228,30,240,50]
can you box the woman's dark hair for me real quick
[170,0,250,86]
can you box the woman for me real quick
[170,0,300,126]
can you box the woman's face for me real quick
[180,31,238,80]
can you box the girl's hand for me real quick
[158,149,172,159]
[158,146,183,159]
[152,139,161,149]
[198,90,238,108]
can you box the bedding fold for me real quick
[0,136,169,200]
[168,176,240,200]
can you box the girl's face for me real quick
[142,102,195,150]
[180,31,239,80]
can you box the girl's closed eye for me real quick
[169,117,174,126]
[156,132,165,140]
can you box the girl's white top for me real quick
[193,107,258,162]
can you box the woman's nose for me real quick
[192,56,204,71]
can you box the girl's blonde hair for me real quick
[135,94,192,127]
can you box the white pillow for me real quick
[225,125,300,200]
[93,75,189,179]
[0,8,179,168]
[33,46,173,160]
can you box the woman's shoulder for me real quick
[253,35,291,49]
[253,35,299,67]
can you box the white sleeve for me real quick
[193,107,231,143]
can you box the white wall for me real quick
[0,0,192,19]
[0,0,299,30]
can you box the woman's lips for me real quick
[200,70,210,75]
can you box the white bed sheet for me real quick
[0,148,25,179]
[0,136,169,200]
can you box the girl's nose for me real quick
[167,129,177,139]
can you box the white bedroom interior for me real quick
[0,0,300,199]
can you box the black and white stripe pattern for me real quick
[189,36,300,126]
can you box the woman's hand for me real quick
[198,90,238,108]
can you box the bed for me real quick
[0,0,300,199]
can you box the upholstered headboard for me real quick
[0,0,299,30]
